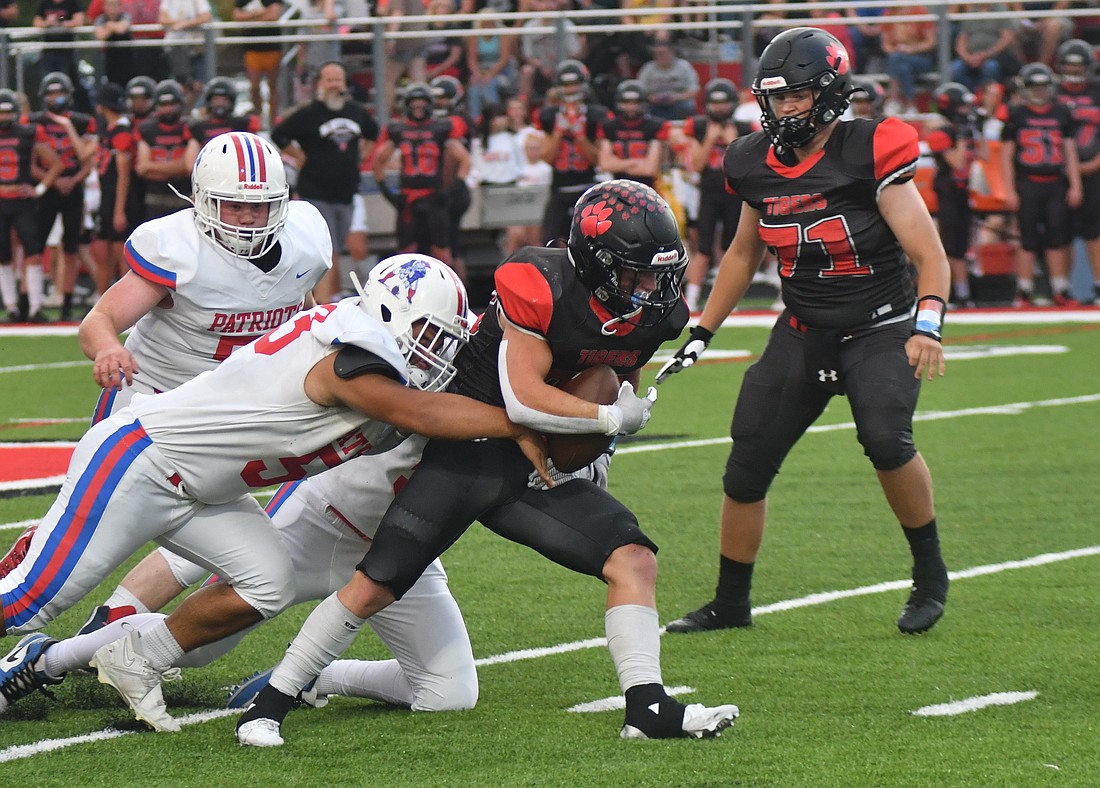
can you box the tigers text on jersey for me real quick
[723,117,919,329]
[121,201,332,392]
[451,246,688,406]
[128,299,408,504]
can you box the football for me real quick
[547,364,621,473]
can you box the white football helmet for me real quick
[191,131,289,259]
[353,254,471,392]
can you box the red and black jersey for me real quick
[188,114,262,146]
[724,118,919,329]
[27,110,96,177]
[683,115,754,192]
[97,116,134,194]
[439,111,474,151]
[535,102,610,189]
[0,122,48,196]
[1056,79,1100,162]
[379,116,462,192]
[925,122,977,192]
[451,246,688,407]
[1001,102,1077,178]
[136,116,192,195]
[596,113,669,186]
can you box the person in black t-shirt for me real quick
[659,27,952,638]
[271,61,379,302]
[33,0,84,79]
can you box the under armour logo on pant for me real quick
[818,369,838,382]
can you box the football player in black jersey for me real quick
[596,79,669,188]
[238,180,741,745]
[657,28,952,636]
[1002,62,1082,307]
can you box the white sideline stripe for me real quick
[568,685,694,714]
[912,691,1039,717]
[0,360,88,374]
[0,709,237,763]
[616,392,1100,456]
[0,547,1095,762]
[0,518,37,533]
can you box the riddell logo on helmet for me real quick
[240,183,265,190]
[759,77,787,89]
[651,249,679,265]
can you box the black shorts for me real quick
[696,186,741,258]
[1016,177,1071,252]
[37,185,85,253]
[541,186,588,245]
[397,191,451,252]
[934,185,972,259]
[447,180,472,257]
[1071,170,1100,241]
[0,198,44,259]
[357,437,658,599]
[96,188,143,242]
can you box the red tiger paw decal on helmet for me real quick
[580,201,614,237]
[825,42,849,75]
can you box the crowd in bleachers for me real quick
[1,0,1099,320]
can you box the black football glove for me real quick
[655,325,714,384]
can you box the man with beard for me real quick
[272,61,379,302]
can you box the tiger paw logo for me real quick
[825,43,850,75]
[580,201,613,237]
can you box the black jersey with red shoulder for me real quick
[683,115,754,191]
[596,113,669,186]
[440,111,474,151]
[1056,78,1100,161]
[27,110,96,177]
[925,121,976,192]
[450,246,688,406]
[136,115,192,194]
[188,114,262,146]
[1001,101,1077,177]
[0,122,47,194]
[379,116,462,192]
[98,116,134,194]
[536,102,610,189]
[724,117,919,329]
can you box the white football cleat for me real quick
[90,631,181,733]
[237,715,285,747]
[621,701,739,740]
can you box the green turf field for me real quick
[1,319,1098,786]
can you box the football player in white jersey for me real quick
[0,255,550,731]
[80,130,332,423]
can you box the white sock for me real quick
[685,282,702,311]
[42,613,166,676]
[133,619,185,672]
[0,264,16,310]
[1050,275,1070,294]
[1017,279,1034,294]
[953,280,970,300]
[104,585,152,615]
[24,265,44,314]
[269,593,365,698]
[605,604,663,693]
[314,659,414,707]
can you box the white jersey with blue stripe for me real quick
[120,201,332,394]
[128,299,409,505]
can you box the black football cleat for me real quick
[897,559,948,634]
[665,600,753,633]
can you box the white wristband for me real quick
[597,404,622,436]
[34,182,46,197]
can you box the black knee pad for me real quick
[858,429,916,472]
[356,503,441,600]
[722,448,772,504]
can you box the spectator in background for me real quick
[160,0,215,107]
[1010,1,1073,66]
[471,101,521,188]
[234,0,284,125]
[271,61,378,302]
[0,0,18,26]
[519,0,584,106]
[422,0,466,82]
[127,0,169,83]
[378,0,430,115]
[94,0,137,89]
[503,128,550,254]
[34,0,84,80]
[949,4,1020,90]
[637,34,700,121]
[850,2,887,73]
[294,0,340,105]
[881,4,937,115]
[466,7,517,121]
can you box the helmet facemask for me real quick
[353,255,471,392]
[572,244,687,328]
[756,80,844,150]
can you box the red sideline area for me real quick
[0,444,74,484]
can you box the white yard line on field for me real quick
[912,691,1039,717]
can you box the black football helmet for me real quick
[204,76,237,119]
[932,82,977,124]
[39,71,73,112]
[556,59,590,103]
[1056,38,1094,84]
[614,79,646,119]
[568,180,687,327]
[1017,62,1056,104]
[0,89,19,128]
[430,75,465,117]
[849,76,885,117]
[752,27,852,150]
[154,79,185,123]
[704,78,737,122]
[403,82,433,121]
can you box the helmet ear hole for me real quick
[379,304,392,322]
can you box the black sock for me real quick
[714,555,754,608]
[236,684,296,728]
[17,292,28,317]
[624,683,683,737]
[902,518,940,558]
[61,293,73,313]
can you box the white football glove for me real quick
[655,326,715,384]
[607,381,657,435]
